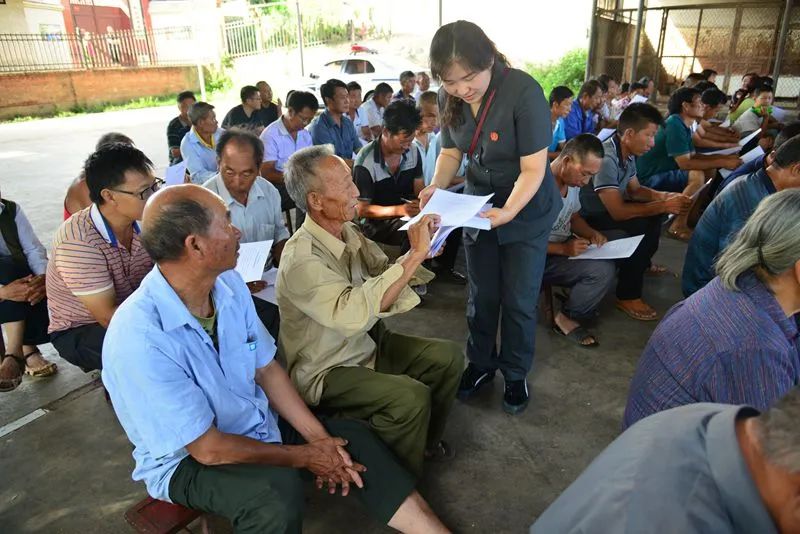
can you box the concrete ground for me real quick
[0,107,689,533]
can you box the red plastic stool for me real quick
[124,496,209,533]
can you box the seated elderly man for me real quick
[203,128,289,339]
[682,134,800,297]
[47,143,156,372]
[624,189,800,430]
[532,387,800,534]
[277,145,463,477]
[103,184,449,534]
[180,102,223,185]
[0,192,57,391]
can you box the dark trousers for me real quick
[50,323,106,371]
[168,418,416,534]
[542,256,616,320]
[584,213,664,300]
[252,296,280,341]
[464,228,549,382]
[0,256,49,346]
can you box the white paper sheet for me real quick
[772,106,790,122]
[597,128,616,142]
[630,94,649,104]
[253,267,279,305]
[568,235,644,261]
[703,130,759,156]
[720,118,731,128]
[719,146,765,179]
[235,240,273,282]
[738,129,761,147]
[165,161,187,186]
[399,189,493,230]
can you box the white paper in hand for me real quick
[738,129,760,148]
[399,189,493,230]
[165,161,187,186]
[252,267,279,305]
[630,94,649,104]
[597,128,616,142]
[235,240,273,282]
[569,235,644,260]
[719,145,764,179]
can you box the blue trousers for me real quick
[464,229,549,382]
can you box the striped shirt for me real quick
[623,272,800,430]
[46,204,153,334]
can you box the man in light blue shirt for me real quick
[102,184,448,533]
[203,129,289,339]
[180,102,224,184]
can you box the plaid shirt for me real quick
[623,272,800,429]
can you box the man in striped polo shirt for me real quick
[47,143,157,372]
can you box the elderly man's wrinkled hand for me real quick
[408,214,440,259]
[304,437,366,496]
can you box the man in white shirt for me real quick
[358,83,393,143]
[204,130,289,339]
[543,135,615,347]
[0,193,57,391]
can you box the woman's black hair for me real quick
[429,20,509,129]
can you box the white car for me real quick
[301,47,435,105]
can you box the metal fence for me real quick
[0,26,197,73]
[222,0,388,59]
[589,1,800,100]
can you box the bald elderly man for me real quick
[101,184,449,533]
[276,145,463,478]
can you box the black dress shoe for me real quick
[457,363,496,400]
[435,268,468,285]
[502,380,530,415]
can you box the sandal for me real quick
[424,440,455,461]
[615,300,658,322]
[645,264,670,276]
[552,325,598,348]
[0,354,25,392]
[666,228,693,242]
[24,351,58,378]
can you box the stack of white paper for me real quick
[719,146,764,179]
[569,235,644,260]
[234,240,273,282]
[165,161,187,186]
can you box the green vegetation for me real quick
[203,55,234,94]
[526,49,589,98]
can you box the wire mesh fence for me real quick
[590,1,800,102]
[0,27,196,73]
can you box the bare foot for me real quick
[616,299,658,321]
[554,312,596,346]
[0,356,23,391]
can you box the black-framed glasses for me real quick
[111,177,164,201]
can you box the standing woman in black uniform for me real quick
[420,21,560,414]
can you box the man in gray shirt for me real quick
[203,129,289,339]
[531,389,800,534]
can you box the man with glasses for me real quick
[47,143,157,372]
[203,130,289,339]
[259,90,318,221]
[221,85,268,134]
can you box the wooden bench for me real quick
[124,497,209,534]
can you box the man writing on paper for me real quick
[276,145,463,477]
[544,135,615,347]
[354,100,465,284]
[203,129,289,339]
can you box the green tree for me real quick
[526,49,588,98]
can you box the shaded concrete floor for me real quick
[0,237,688,533]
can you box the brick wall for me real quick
[0,67,199,120]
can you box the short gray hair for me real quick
[141,198,213,262]
[188,102,214,125]
[756,388,800,472]
[284,144,334,211]
[716,189,800,290]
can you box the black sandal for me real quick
[0,354,26,392]
[425,440,456,461]
[552,325,599,348]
